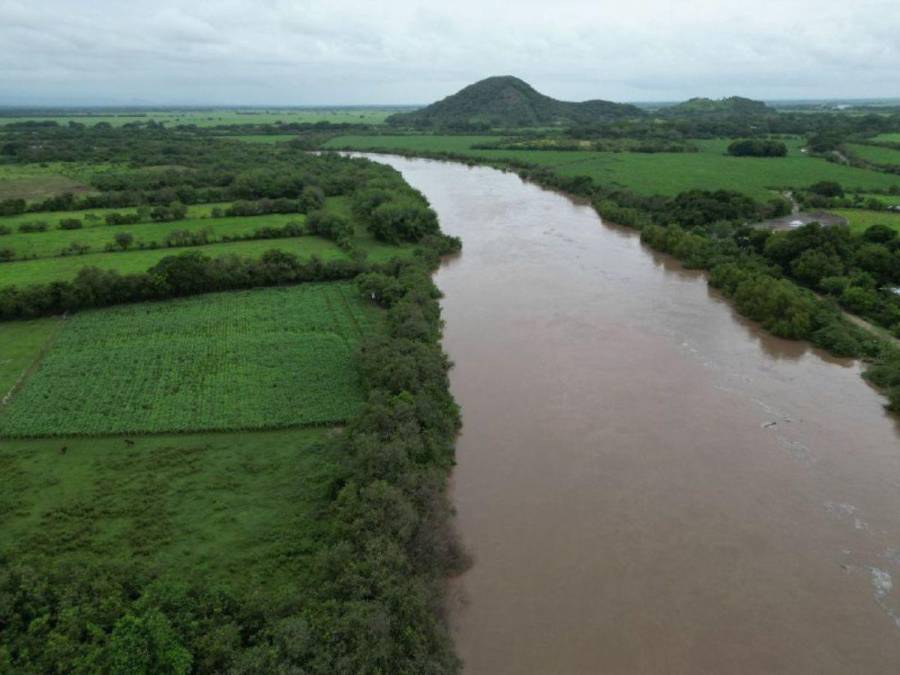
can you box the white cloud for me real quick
[0,0,898,104]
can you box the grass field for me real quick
[0,161,120,201]
[0,427,340,598]
[0,201,229,231]
[872,133,900,144]
[0,108,404,128]
[0,218,409,287]
[0,212,309,261]
[847,143,900,165]
[0,283,379,437]
[0,237,349,286]
[857,193,900,207]
[325,135,900,200]
[829,208,900,234]
[227,134,300,143]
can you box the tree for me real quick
[106,611,192,675]
[809,181,844,198]
[114,232,134,250]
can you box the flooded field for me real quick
[361,155,900,674]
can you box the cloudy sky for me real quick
[2,0,898,106]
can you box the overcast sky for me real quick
[2,0,899,106]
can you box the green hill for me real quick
[387,76,643,128]
[663,96,771,116]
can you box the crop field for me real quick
[0,283,379,437]
[0,427,340,597]
[829,208,900,234]
[0,107,407,128]
[324,135,900,200]
[847,143,900,165]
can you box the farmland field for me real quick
[0,282,379,437]
[847,143,900,165]
[324,135,900,200]
[829,208,900,234]
[0,107,406,128]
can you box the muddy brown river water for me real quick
[360,155,900,674]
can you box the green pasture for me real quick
[0,202,229,231]
[0,212,308,261]
[847,143,900,165]
[829,208,900,235]
[0,108,402,128]
[325,134,900,200]
[0,427,340,598]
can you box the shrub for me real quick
[727,139,788,157]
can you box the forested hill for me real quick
[387,76,644,128]
[663,96,772,116]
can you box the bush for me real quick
[307,210,353,243]
[727,139,788,157]
[809,181,844,198]
[59,218,83,230]
[18,222,48,233]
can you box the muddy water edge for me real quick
[358,154,900,674]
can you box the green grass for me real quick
[0,317,63,397]
[325,134,900,200]
[857,193,900,207]
[0,237,346,286]
[0,214,410,288]
[329,134,502,153]
[0,108,401,128]
[0,201,230,231]
[0,212,308,261]
[0,428,340,596]
[847,143,900,165]
[872,133,900,144]
[0,162,119,201]
[227,134,299,143]
[829,209,900,234]
[0,282,379,437]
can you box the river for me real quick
[359,154,900,674]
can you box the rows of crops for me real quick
[0,282,380,437]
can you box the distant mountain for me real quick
[387,76,643,128]
[663,96,772,116]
